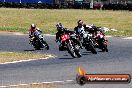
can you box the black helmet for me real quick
[56,23,63,28]
[77,20,83,25]
[56,23,64,32]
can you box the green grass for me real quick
[0,52,53,63]
[0,8,132,36]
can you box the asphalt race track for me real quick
[0,33,132,88]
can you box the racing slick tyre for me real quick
[102,43,108,52]
[42,40,49,50]
[74,45,82,58]
[67,42,76,58]
[89,42,97,54]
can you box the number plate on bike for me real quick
[61,34,70,42]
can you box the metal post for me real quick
[90,0,93,8]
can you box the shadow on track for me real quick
[24,49,35,51]
[82,51,92,55]
[59,57,74,59]
[24,48,47,51]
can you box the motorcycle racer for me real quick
[28,24,42,43]
[55,23,82,50]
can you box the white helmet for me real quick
[36,28,40,31]
[31,24,36,29]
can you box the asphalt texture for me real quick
[0,33,132,88]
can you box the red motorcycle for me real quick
[60,33,82,58]
[94,31,108,52]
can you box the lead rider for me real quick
[55,23,74,51]
[55,23,82,51]
[56,23,74,42]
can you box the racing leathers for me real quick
[56,28,82,51]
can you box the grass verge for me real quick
[0,52,53,64]
[105,29,132,37]
[0,8,132,36]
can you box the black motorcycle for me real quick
[82,31,97,54]
[30,31,49,50]
[84,24,108,52]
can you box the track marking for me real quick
[106,35,112,38]
[0,55,54,65]
[44,34,55,36]
[9,85,18,87]
[0,86,8,88]
[32,83,41,85]
[19,84,28,86]
[13,32,25,36]
[0,80,75,88]
[122,37,132,40]
[110,29,118,31]
[42,80,74,84]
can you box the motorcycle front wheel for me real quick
[67,42,76,58]
[89,42,97,54]
[101,43,108,52]
[42,40,49,50]
[74,45,82,58]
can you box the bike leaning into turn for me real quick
[29,30,49,50]
[57,32,82,58]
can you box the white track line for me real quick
[13,32,25,36]
[0,86,8,88]
[9,85,18,87]
[42,80,74,84]
[32,83,41,85]
[0,55,54,65]
[44,34,55,36]
[0,80,75,88]
[19,83,29,86]
[106,35,112,38]
[122,37,132,40]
